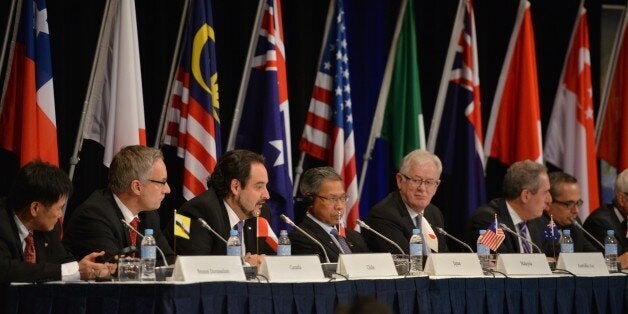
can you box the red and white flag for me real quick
[299,0,359,229]
[83,0,146,167]
[545,7,599,220]
[484,0,542,165]
[257,216,278,252]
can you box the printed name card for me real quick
[556,252,609,276]
[496,254,552,276]
[336,253,397,279]
[258,255,326,282]
[424,253,484,276]
[172,256,246,282]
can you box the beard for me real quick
[235,195,261,219]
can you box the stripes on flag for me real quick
[257,216,278,252]
[480,220,505,251]
[163,0,221,200]
[299,0,359,229]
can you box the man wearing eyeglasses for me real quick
[539,172,597,257]
[290,167,369,262]
[64,146,175,265]
[363,150,448,254]
[584,169,628,269]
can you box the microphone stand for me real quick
[499,223,543,254]
[121,219,169,266]
[571,219,605,250]
[435,227,474,253]
[280,214,330,263]
[197,218,228,244]
[356,219,405,254]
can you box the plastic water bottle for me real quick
[226,229,242,256]
[604,230,618,272]
[277,230,291,256]
[140,228,157,281]
[409,228,423,274]
[559,229,574,253]
[477,230,490,270]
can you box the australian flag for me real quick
[427,0,485,237]
[234,0,293,231]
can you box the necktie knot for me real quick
[24,232,36,264]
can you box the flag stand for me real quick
[0,0,22,116]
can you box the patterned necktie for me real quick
[24,232,36,264]
[330,228,352,254]
[235,220,244,244]
[517,221,531,253]
[129,217,139,247]
[414,215,430,255]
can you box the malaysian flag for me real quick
[162,0,221,200]
[299,0,359,229]
[233,0,293,232]
[480,216,505,251]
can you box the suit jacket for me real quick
[63,189,175,265]
[464,198,546,254]
[163,187,275,256]
[583,204,628,254]
[289,216,369,263]
[0,200,75,283]
[537,213,599,256]
[363,191,449,254]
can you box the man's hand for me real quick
[244,253,266,267]
[78,251,117,280]
[618,252,628,269]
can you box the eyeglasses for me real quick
[400,173,440,189]
[553,199,584,209]
[147,179,168,186]
[316,194,350,204]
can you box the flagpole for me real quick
[426,0,465,152]
[293,0,337,197]
[0,0,23,116]
[357,0,408,198]
[154,0,192,148]
[226,0,265,151]
[67,0,117,184]
[595,6,627,146]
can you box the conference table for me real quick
[2,274,627,314]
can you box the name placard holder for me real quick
[259,255,326,282]
[556,252,609,276]
[496,253,552,276]
[336,253,397,279]
[424,253,484,276]
[172,256,246,282]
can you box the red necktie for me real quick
[24,233,36,264]
[129,217,139,247]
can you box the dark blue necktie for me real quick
[330,228,352,254]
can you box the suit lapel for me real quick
[393,192,416,232]
[304,217,341,256]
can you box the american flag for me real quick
[299,0,359,229]
[480,217,505,251]
[163,0,221,200]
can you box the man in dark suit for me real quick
[584,169,628,269]
[1,162,114,283]
[539,172,598,258]
[164,150,275,266]
[290,167,369,263]
[465,160,551,253]
[364,150,448,254]
[64,146,175,266]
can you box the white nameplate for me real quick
[172,256,246,282]
[496,253,552,276]
[424,253,484,276]
[556,252,609,276]
[336,253,397,279]
[258,255,326,282]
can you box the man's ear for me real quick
[29,201,40,217]
[230,179,241,196]
[131,179,142,195]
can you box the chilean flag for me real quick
[545,7,599,220]
[0,0,58,166]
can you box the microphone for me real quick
[435,226,474,253]
[571,219,605,250]
[355,219,404,254]
[280,214,330,263]
[120,219,169,266]
[499,223,543,254]
[197,218,228,244]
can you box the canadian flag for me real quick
[545,7,599,220]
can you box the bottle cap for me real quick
[230,229,239,236]
[563,229,570,236]
[144,229,153,235]
[479,229,486,235]
[280,230,288,236]
[412,228,420,235]
[607,229,615,236]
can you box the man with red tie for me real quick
[0,162,114,283]
[64,146,175,266]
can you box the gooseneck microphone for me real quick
[120,219,169,266]
[280,214,330,263]
[435,227,474,253]
[355,219,404,254]
[571,219,605,250]
[499,223,543,254]
[197,218,228,244]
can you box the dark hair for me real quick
[503,160,548,199]
[208,150,265,199]
[548,171,578,199]
[7,161,73,212]
[299,167,342,197]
